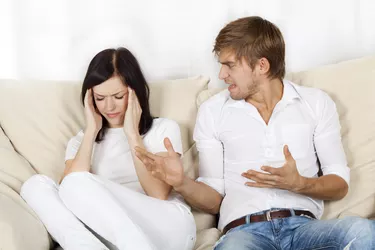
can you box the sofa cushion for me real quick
[0,127,35,193]
[0,182,50,250]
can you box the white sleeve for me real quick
[145,118,183,156]
[65,130,84,162]
[314,91,350,185]
[194,103,225,196]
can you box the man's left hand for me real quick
[242,145,305,192]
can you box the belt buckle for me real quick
[266,210,272,221]
[265,209,282,221]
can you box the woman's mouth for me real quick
[107,112,120,118]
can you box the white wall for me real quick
[0,0,374,87]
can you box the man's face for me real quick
[218,50,260,100]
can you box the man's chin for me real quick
[230,93,243,100]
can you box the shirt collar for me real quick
[225,95,246,108]
[281,79,301,103]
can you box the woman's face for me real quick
[92,76,129,128]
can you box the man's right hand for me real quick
[84,88,102,135]
[135,138,185,188]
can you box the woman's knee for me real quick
[58,171,96,203]
[20,174,57,200]
[59,171,91,196]
[60,171,91,187]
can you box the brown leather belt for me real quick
[223,209,316,234]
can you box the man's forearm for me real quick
[294,174,348,200]
[174,176,223,214]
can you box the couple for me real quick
[21,16,375,250]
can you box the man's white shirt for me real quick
[194,80,349,230]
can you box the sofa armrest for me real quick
[0,183,51,250]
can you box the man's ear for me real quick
[258,57,271,76]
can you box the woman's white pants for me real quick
[20,172,196,250]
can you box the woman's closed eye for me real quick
[94,92,127,101]
[115,95,125,100]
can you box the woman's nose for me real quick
[105,97,116,111]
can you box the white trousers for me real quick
[20,172,196,250]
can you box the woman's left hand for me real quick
[123,88,142,140]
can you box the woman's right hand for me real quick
[84,89,102,135]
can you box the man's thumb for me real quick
[164,137,175,155]
[283,145,293,161]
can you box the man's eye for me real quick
[95,98,104,101]
[115,96,124,100]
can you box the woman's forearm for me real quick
[63,129,97,178]
[128,135,172,200]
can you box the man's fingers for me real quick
[242,170,280,182]
[135,146,158,161]
[135,151,155,169]
[163,137,176,156]
[261,166,281,175]
[245,182,274,188]
[242,175,277,186]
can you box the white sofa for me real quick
[0,55,375,250]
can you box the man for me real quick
[135,16,374,249]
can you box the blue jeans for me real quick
[214,209,375,250]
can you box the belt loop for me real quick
[290,208,296,216]
[245,214,250,224]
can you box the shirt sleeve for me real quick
[314,91,350,185]
[65,130,84,162]
[193,103,225,196]
[145,118,183,156]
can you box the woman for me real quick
[20,47,196,250]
